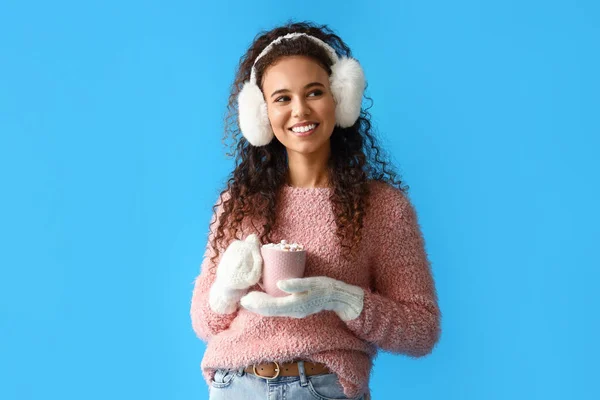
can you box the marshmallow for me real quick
[263,239,304,252]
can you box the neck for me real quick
[285,143,331,188]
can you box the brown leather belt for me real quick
[245,360,331,379]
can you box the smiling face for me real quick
[260,55,336,156]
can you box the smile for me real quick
[289,123,319,137]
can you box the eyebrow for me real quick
[270,82,325,98]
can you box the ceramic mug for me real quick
[258,246,306,297]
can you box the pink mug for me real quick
[259,246,306,297]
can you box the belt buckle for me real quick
[253,361,280,380]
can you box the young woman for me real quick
[190,21,441,400]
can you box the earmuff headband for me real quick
[249,33,340,84]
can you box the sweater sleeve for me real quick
[190,192,239,342]
[345,189,442,357]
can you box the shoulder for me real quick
[209,187,263,238]
[367,180,411,215]
[363,180,419,236]
[207,189,231,223]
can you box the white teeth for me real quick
[291,124,316,133]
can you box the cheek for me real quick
[267,106,288,129]
[320,98,337,122]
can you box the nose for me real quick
[292,97,311,118]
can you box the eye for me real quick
[274,95,291,103]
[308,90,324,97]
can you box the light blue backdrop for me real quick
[1,1,598,399]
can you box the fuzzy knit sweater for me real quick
[190,181,441,399]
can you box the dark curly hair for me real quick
[208,20,408,272]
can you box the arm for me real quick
[345,191,442,357]
[190,193,239,342]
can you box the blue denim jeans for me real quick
[208,360,366,400]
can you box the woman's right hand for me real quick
[209,234,263,314]
[215,233,263,289]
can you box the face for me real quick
[260,55,336,156]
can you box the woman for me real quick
[190,21,441,400]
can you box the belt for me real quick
[245,360,331,380]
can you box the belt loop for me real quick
[237,367,245,376]
[297,360,308,387]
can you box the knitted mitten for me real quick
[209,234,263,314]
[241,276,364,321]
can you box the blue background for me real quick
[1,1,598,399]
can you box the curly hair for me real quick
[208,20,408,273]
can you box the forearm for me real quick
[344,289,441,357]
[190,273,239,342]
[209,281,248,314]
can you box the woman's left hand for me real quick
[239,276,364,321]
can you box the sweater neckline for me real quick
[280,183,333,193]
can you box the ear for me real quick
[238,82,274,146]
[330,57,365,128]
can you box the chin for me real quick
[276,131,331,155]
[288,142,327,155]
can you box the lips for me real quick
[289,123,320,137]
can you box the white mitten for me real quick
[240,276,364,321]
[209,233,263,314]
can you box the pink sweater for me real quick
[190,181,441,398]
